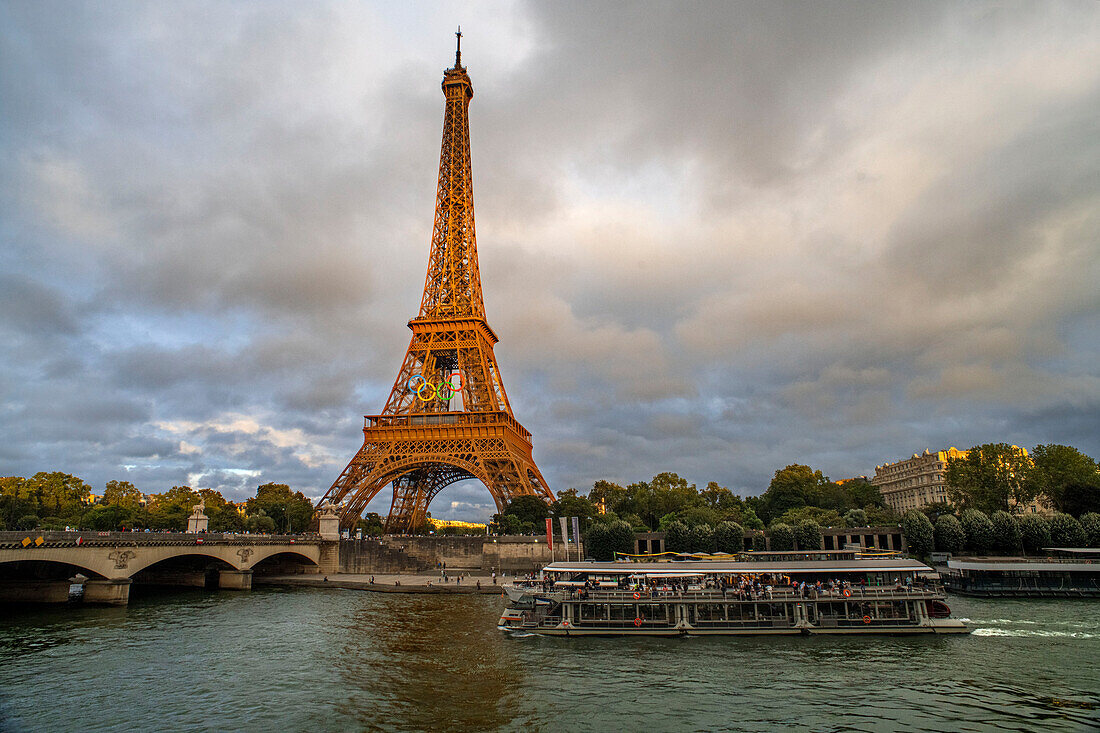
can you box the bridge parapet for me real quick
[0,531,336,605]
[0,530,326,549]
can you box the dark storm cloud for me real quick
[0,275,80,335]
[1,1,1098,517]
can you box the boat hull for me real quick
[504,621,969,637]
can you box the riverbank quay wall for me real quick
[0,531,336,606]
[338,528,905,575]
[339,535,568,575]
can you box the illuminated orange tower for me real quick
[319,32,553,531]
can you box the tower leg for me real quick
[386,474,426,533]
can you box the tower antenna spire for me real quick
[455,26,462,67]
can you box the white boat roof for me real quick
[543,559,931,575]
[948,558,1099,572]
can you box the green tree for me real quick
[1062,483,1100,517]
[102,480,143,509]
[1048,513,1086,547]
[1079,513,1100,548]
[246,483,314,534]
[490,513,525,535]
[839,478,885,509]
[844,508,868,527]
[902,510,934,558]
[1026,444,1100,514]
[714,521,744,554]
[794,520,822,550]
[638,472,702,530]
[1,476,35,529]
[246,514,276,534]
[606,520,636,559]
[919,501,955,522]
[699,481,745,520]
[675,506,721,527]
[550,489,598,526]
[775,506,844,528]
[945,444,1033,514]
[1018,514,1051,555]
[198,489,244,533]
[14,514,38,531]
[768,523,794,551]
[749,532,767,551]
[502,494,550,525]
[989,510,1022,555]
[147,486,200,531]
[82,504,134,531]
[587,480,628,516]
[663,520,690,552]
[758,465,831,523]
[741,507,765,530]
[618,512,651,532]
[356,512,385,536]
[864,505,901,526]
[959,509,994,554]
[688,524,716,553]
[584,520,634,560]
[584,522,612,560]
[934,514,965,554]
[13,472,92,526]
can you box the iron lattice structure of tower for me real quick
[319,35,554,532]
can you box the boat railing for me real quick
[559,586,942,602]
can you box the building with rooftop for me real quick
[873,448,966,513]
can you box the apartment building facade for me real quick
[872,447,966,513]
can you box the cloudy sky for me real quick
[2,1,1098,521]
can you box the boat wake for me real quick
[971,628,1097,638]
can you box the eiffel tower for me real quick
[319,32,554,532]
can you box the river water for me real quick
[1,588,1097,732]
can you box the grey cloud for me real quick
[1,1,1098,513]
[0,274,80,335]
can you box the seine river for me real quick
[1,588,1098,732]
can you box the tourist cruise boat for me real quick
[498,550,968,636]
[942,547,1100,598]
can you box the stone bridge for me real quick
[0,531,338,605]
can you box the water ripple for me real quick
[1,591,1099,731]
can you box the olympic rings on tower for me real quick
[406,373,464,402]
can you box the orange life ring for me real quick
[863,615,872,624]
[633,592,640,600]
[843,588,852,597]
[634,617,643,627]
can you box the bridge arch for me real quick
[127,551,236,577]
[125,547,241,577]
[248,550,321,577]
[0,557,108,581]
